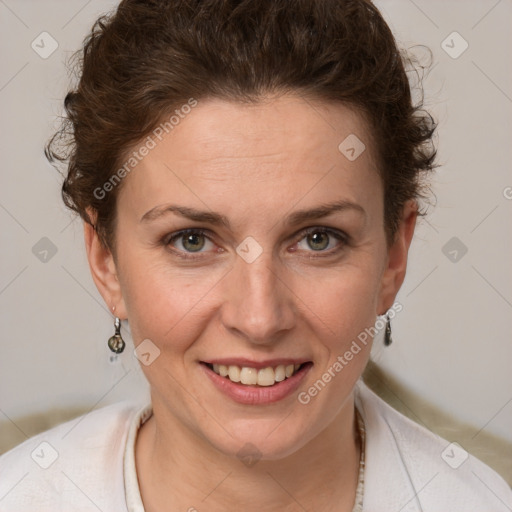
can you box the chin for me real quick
[200,415,318,463]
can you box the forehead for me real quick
[118,94,382,223]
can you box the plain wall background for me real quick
[1,0,511,473]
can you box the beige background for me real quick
[1,0,511,484]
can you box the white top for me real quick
[0,379,510,511]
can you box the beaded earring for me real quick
[108,315,125,354]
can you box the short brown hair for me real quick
[46,0,437,251]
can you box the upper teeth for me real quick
[212,364,301,386]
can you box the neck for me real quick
[135,394,361,512]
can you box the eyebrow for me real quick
[140,199,366,227]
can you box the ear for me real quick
[83,209,127,319]
[377,200,417,314]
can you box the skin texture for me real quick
[84,94,417,511]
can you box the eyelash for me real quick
[163,227,348,260]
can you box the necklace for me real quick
[351,407,366,512]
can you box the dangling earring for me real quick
[108,316,125,354]
[384,313,393,346]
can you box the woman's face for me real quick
[87,94,415,459]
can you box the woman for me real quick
[0,0,510,510]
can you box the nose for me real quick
[220,250,295,345]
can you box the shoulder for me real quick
[355,379,512,511]
[0,401,148,512]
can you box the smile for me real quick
[200,360,313,405]
[206,363,304,386]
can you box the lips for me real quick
[200,360,313,405]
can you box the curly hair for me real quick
[46,0,437,252]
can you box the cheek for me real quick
[291,264,381,420]
[294,260,383,341]
[117,252,226,351]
